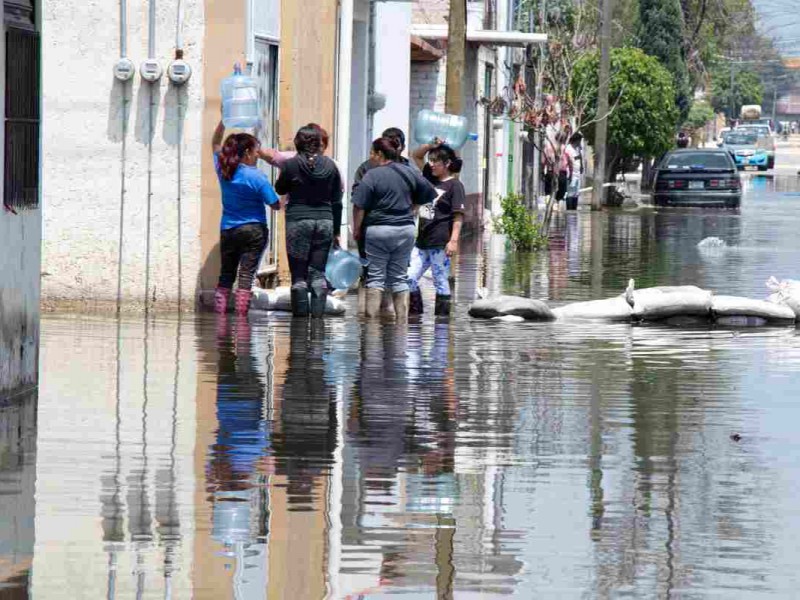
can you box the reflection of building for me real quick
[1,0,41,396]
[0,391,37,594]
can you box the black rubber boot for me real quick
[409,290,424,315]
[434,294,451,317]
[310,289,328,319]
[290,286,309,317]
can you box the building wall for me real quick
[42,0,206,311]
[1,4,41,396]
[371,2,412,143]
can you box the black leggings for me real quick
[286,218,334,294]
[218,223,268,290]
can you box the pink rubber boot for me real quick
[234,289,252,316]
[214,287,231,314]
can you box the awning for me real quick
[409,25,547,47]
[410,35,445,61]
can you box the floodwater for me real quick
[3,175,800,598]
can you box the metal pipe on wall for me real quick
[335,0,354,243]
[175,0,184,52]
[119,0,127,58]
[145,0,157,310]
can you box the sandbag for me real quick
[251,287,346,316]
[552,297,632,321]
[469,296,554,321]
[630,286,713,320]
[766,277,800,316]
[712,295,796,322]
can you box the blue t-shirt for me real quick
[214,153,280,231]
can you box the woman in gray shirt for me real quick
[352,137,436,320]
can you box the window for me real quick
[5,27,40,210]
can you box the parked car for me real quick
[735,123,776,169]
[653,149,741,208]
[719,130,769,171]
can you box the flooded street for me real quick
[4,175,800,598]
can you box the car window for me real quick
[723,133,757,144]
[663,152,732,170]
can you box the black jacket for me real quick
[275,154,343,232]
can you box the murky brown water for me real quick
[3,174,800,598]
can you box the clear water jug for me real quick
[221,63,260,129]
[413,109,477,149]
[325,247,365,291]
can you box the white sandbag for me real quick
[491,315,526,323]
[251,287,346,315]
[630,286,713,320]
[712,295,796,322]
[766,277,800,316]
[552,297,633,321]
[715,316,768,327]
[469,296,555,321]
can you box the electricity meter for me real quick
[167,59,192,85]
[140,59,163,83]
[113,58,136,82]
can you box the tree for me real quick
[573,47,680,181]
[638,0,692,120]
[683,100,715,131]
[710,68,763,119]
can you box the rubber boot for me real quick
[393,291,410,322]
[290,286,309,317]
[214,287,231,314]
[357,285,367,316]
[409,289,424,316]
[434,294,451,317]
[365,288,383,319]
[381,291,396,320]
[234,288,252,316]
[310,289,328,319]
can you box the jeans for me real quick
[408,247,451,296]
[218,223,268,290]
[364,224,416,292]
[285,218,334,295]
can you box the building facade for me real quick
[1,0,42,397]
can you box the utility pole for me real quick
[729,60,736,124]
[592,0,613,210]
[445,0,467,115]
[531,0,546,211]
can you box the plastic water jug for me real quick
[413,109,478,149]
[221,63,260,129]
[325,247,365,291]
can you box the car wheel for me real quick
[768,158,775,169]
[758,166,768,171]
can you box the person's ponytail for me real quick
[219,133,259,180]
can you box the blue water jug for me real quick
[325,247,365,291]
[413,109,477,149]
[221,63,260,129]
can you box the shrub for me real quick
[493,194,548,251]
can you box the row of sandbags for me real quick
[251,287,347,315]
[469,279,800,325]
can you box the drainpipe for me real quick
[335,0,354,244]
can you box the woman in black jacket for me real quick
[275,125,343,318]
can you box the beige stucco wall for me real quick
[41,0,205,311]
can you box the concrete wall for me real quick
[42,0,206,311]
[1,5,41,396]
[371,2,412,144]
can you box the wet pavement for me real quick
[3,174,800,598]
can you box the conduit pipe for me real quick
[175,0,184,52]
[335,0,354,243]
[144,0,157,312]
[116,0,131,311]
[119,0,127,58]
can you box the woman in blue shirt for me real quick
[212,120,280,315]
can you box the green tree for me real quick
[710,68,763,119]
[573,47,679,181]
[638,0,693,119]
[683,100,715,131]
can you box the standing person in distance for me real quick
[564,132,584,210]
[352,137,437,320]
[408,142,467,317]
[351,127,412,316]
[275,125,343,318]
[211,119,281,316]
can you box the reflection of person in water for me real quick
[272,320,337,506]
[207,320,271,549]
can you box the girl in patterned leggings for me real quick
[408,143,466,316]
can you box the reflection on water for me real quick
[4,181,800,597]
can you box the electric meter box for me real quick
[113,58,136,82]
[140,59,163,83]
[167,60,192,85]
